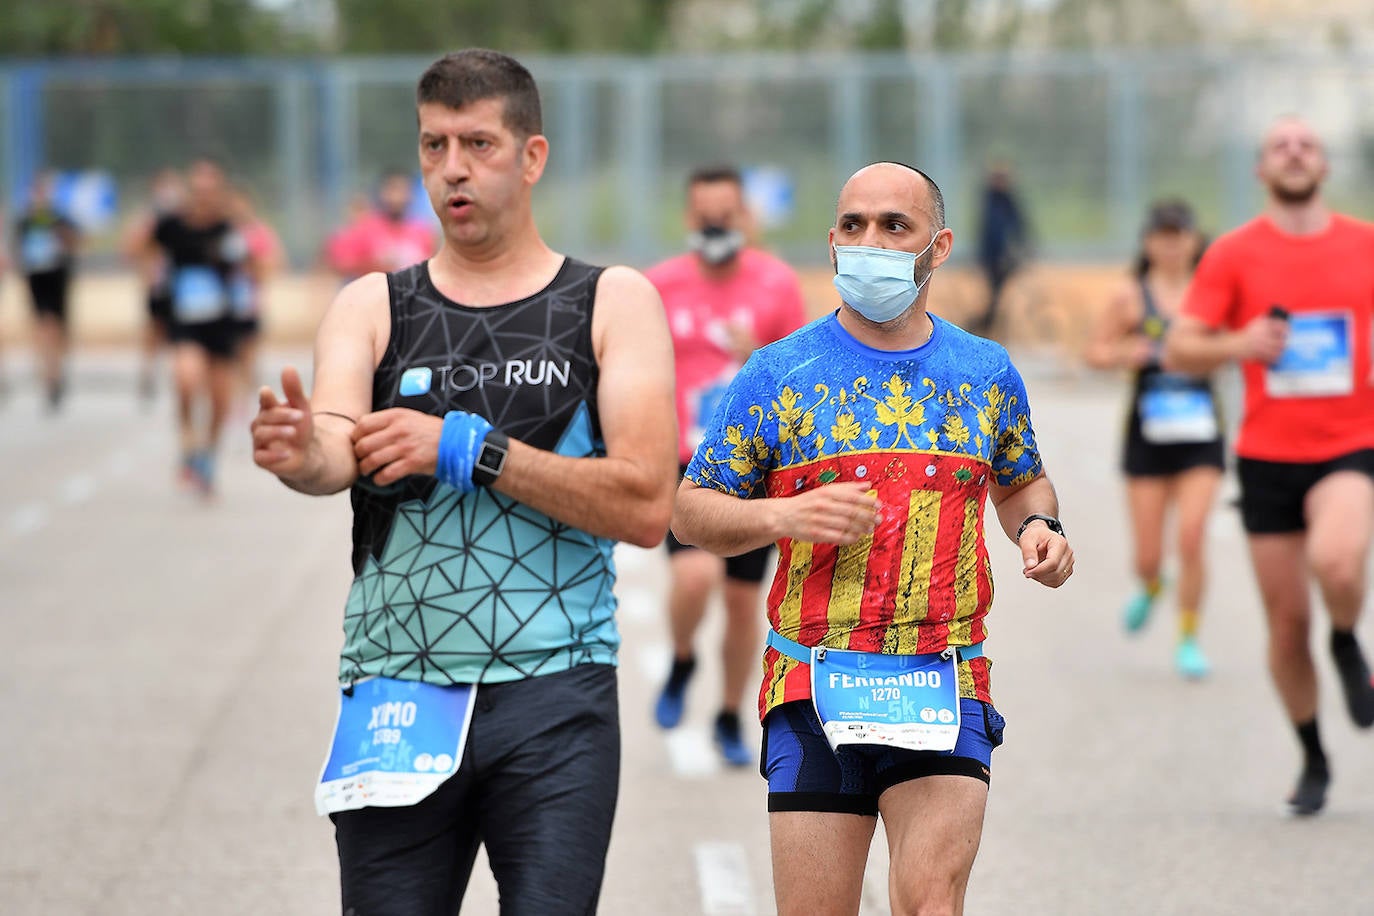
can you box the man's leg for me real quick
[1305,470,1374,727]
[656,543,722,728]
[880,776,989,916]
[1248,532,1327,812]
[770,811,877,916]
[714,545,771,764]
[721,576,763,715]
[478,665,620,916]
[332,766,482,916]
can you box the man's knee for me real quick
[889,870,966,916]
[1308,548,1365,599]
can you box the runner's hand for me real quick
[1239,313,1288,364]
[352,408,444,487]
[775,481,880,545]
[252,366,314,478]
[1019,524,1073,587]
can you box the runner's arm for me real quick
[989,472,1072,586]
[673,478,878,556]
[1084,282,1151,370]
[252,273,384,495]
[1164,314,1249,373]
[486,266,679,547]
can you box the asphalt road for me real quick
[2,348,1372,915]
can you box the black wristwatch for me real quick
[1016,514,1064,541]
[471,430,510,487]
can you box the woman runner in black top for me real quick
[1087,199,1222,679]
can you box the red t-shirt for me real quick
[646,248,808,463]
[1182,213,1374,462]
[325,212,437,278]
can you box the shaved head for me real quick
[837,162,945,230]
[1257,114,1327,205]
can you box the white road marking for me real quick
[666,727,721,780]
[59,474,96,506]
[694,841,755,916]
[9,502,50,536]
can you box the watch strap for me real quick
[1016,513,1064,541]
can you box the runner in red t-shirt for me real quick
[646,165,807,766]
[1168,116,1374,816]
[323,170,437,280]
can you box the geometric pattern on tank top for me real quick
[340,259,619,686]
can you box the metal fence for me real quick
[4,51,1374,269]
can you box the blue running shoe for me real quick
[1122,591,1156,634]
[1174,637,1211,680]
[714,712,752,767]
[654,656,695,730]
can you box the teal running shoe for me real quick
[1175,637,1211,680]
[1122,591,1156,634]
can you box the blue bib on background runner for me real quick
[1266,312,1352,397]
[315,676,475,816]
[21,228,62,272]
[1138,373,1217,444]
[173,266,228,324]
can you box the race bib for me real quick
[689,378,732,451]
[315,677,475,816]
[172,266,227,324]
[228,274,257,320]
[1266,312,1352,398]
[810,647,960,753]
[1138,374,1217,444]
[21,228,62,272]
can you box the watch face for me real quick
[477,441,506,475]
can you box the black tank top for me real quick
[340,258,620,685]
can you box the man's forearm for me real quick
[991,473,1059,544]
[279,428,358,496]
[492,440,675,549]
[1165,327,1243,375]
[672,484,779,557]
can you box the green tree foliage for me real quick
[333,0,674,53]
[1,0,305,55]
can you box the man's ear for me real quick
[522,134,549,185]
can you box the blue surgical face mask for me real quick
[832,235,938,323]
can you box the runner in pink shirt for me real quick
[324,170,437,279]
[647,165,808,765]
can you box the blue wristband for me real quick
[436,410,494,494]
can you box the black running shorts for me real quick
[331,663,620,916]
[1237,449,1374,534]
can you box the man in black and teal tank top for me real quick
[250,49,678,916]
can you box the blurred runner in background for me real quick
[1087,199,1221,679]
[1168,116,1374,815]
[14,171,80,412]
[323,168,437,281]
[123,168,185,405]
[135,158,259,497]
[647,164,807,766]
[227,186,285,401]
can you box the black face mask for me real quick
[689,224,744,267]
